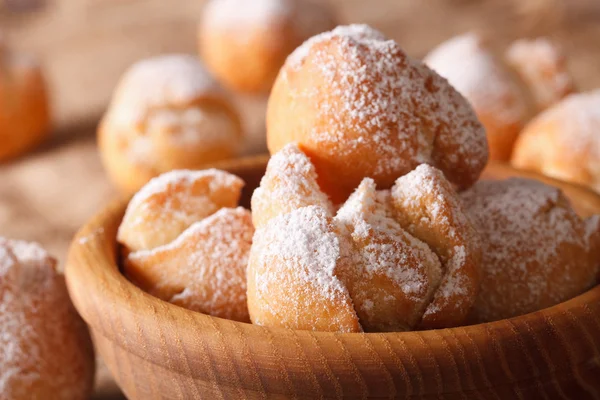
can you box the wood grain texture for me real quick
[65,158,600,399]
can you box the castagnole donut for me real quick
[0,43,50,162]
[98,54,242,194]
[0,238,94,399]
[424,32,531,162]
[391,164,482,329]
[335,178,442,332]
[511,90,600,192]
[248,145,483,331]
[251,143,333,228]
[505,38,575,112]
[461,178,600,322]
[247,205,362,332]
[199,0,336,93]
[267,24,488,202]
[118,169,253,322]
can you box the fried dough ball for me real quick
[461,178,600,322]
[0,239,94,400]
[511,90,600,192]
[118,169,244,252]
[267,24,488,202]
[335,178,442,331]
[117,169,253,321]
[249,146,482,331]
[391,164,482,329]
[251,143,333,228]
[424,32,532,162]
[0,44,50,162]
[99,55,242,194]
[505,38,575,111]
[199,0,336,93]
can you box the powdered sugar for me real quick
[391,164,481,328]
[108,55,220,127]
[127,207,253,321]
[461,178,597,321]
[0,238,93,398]
[119,169,243,251]
[248,205,359,331]
[202,0,295,30]
[280,24,487,188]
[425,32,529,124]
[505,37,573,110]
[251,143,333,227]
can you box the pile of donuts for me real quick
[116,24,600,333]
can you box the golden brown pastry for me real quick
[0,238,95,399]
[199,0,336,93]
[247,205,362,332]
[505,38,575,111]
[118,169,253,322]
[0,44,50,162]
[98,54,243,195]
[251,143,333,228]
[424,32,532,162]
[335,178,443,332]
[248,146,482,332]
[267,24,488,203]
[391,164,482,329]
[511,90,600,192]
[461,178,600,322]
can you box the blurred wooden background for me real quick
[1,0,599,398]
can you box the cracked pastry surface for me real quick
[118,169,253,322]
[248,145,482,331]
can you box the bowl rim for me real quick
[65,157,600,382]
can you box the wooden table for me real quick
[2,0,599,398]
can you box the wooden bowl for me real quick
[66,157,600,399]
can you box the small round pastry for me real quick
[424,32,531,162]
[268,25,488,202]
[98,54,242,194]
[335,178,443,332]
[391,164,482,329]
[118,169,253,322]
[505,37,574,112]
[0,43,50,162]
[199,0,336,93]
[461,178,600,322]
[247,205,362,332]
[0,238,95,399]
[118,169,244,252]
[251,143,333,228]
[511,90,600,192]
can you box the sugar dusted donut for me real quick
[247,206,361,332]
[505,37,574,111]
[99,55,242,194]
[461,178,600,322]
[251,143,333,228]
[0,43,50,161]
[0,239,94,399]
[511,90,600,192]
[392,164,482,329]
[424,32,531,162]
[118,169,253,322]
[335,178,442,332]
[199,0,336,93]
[118,169,244,252]
[267,24,488,202]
